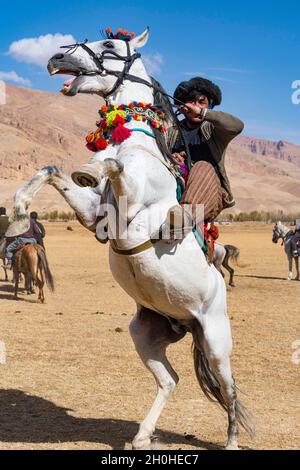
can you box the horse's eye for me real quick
[103,41,114,48]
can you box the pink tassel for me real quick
[111,124,132,143]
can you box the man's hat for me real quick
[174,77,222,107]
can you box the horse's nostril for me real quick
[53,53,64,60]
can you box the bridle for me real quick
[60,39,186,103]
[60,39,193,169]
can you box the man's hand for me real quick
[171,152,186,164]
[181,102,202,118]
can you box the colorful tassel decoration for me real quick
[111,123,132,143]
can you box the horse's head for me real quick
[47,28,150,97]
[272,221,284,244]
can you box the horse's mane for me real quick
[150,77,178,162]
[150,77,191,168]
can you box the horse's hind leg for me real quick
[195,314,254,449]
[13,267,19,299]
[36,265,45,303]
[295,257,300,281]
[223,254,235,287]
[129,307,186,450]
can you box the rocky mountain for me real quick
[0,84,300,213]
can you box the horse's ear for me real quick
[131,27,149,49]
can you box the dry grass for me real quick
[0,222,299,450]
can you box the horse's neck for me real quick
[111,81,154,105]
[281,224,291,237]
[109,81,162,154]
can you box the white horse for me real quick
[272,221,300,281]
[9,28,254,449]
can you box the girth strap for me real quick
[110,237,160,256]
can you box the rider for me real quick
[5,218,40,268]
[170,77,244,223]
[291,219,300,257]
[30,211,46,247]
[0,207,9,239]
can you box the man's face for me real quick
[181,95,210,125]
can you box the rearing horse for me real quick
[9,28,254,449]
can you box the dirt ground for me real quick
[0,222,299,450]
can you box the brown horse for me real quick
[13,244,54,302]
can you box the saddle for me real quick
[13,243,34,255]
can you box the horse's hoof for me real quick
[229,283,236,288]
[225,443,240,450]
[104,158,124,179]
[132,437,152,450]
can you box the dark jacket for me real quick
[34,220,46,246]
[168,110,244,206]
[0,215,9,238]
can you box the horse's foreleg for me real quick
[9,167,102,235]
[72,158,149,221]
[129,307,186,450]
[2,261,8,282]
[8,167,61,236]
[103,159,145,220]
[48,169,102,230]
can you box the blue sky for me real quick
[1,0,300,143]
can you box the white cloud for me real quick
[208,67,252,74]
[0,70,31,87]
[8,33,76,67]
[184,72,205,76]
[210,75,237,83]
[143,53,164,76]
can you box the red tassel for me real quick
[111,123,132,143]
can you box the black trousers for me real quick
[291,231,300,252]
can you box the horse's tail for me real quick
[191,322,255,438]
[38,247,55,292]
[224,245,247,268]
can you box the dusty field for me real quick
[0,222,299,450]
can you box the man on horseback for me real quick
[291,219,300,257]
[170,77,244,222]
[5,217,39,268]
